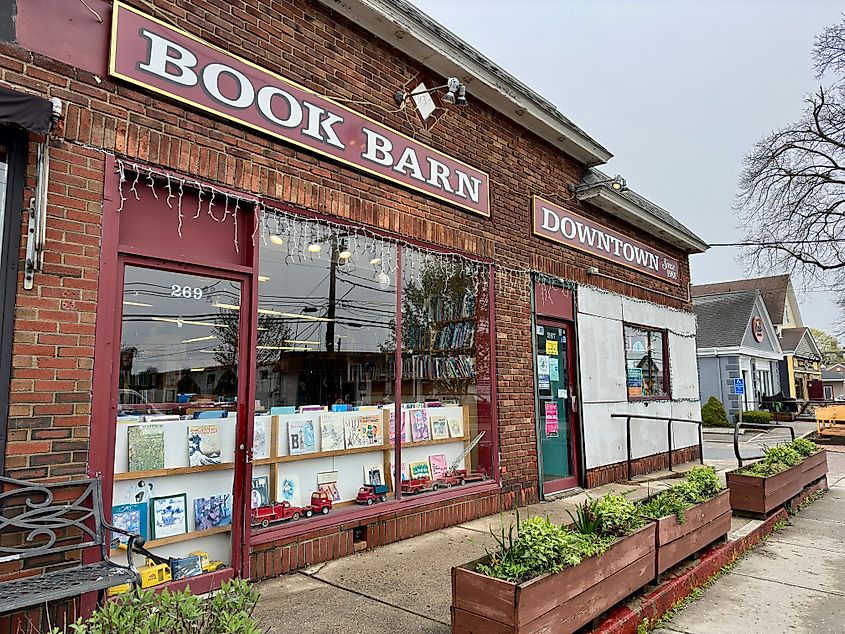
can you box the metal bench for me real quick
[0,475,141,614]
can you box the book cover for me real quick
[430,415,449,440]
[320,413,346,452]
[409,460,432,480]
[390,463,408,487]
[127,424,165,472]
[410,409,431,442]
[252,419,269,460]
[447,417,464,438]
[429,454,448,480]
[278,473,301,506]
[187,425,221,466]
[344,414,382,449]
[150,494,187,540]
[111,502,148,546]
[288,420,316,455]
[251,476,270,508]
[364,463,385,486]
[389,410,409,445]
[318,481,340,502]
[194,494,232,531]
[170,554,203,580]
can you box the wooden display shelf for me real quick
[390,435,469,449]
[114,462,234,481]
[147,525,231,548]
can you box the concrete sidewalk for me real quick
[252,448,845,634]
[252,466,700,634]
[654,473,845,634]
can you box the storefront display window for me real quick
[624,324,669,399]
[114,265,241,572]
[249,211,495,532]
[399,249,494,492]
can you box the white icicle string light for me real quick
[114,161,691,316]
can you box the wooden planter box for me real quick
[451,523,656,634]
[727,450,827,515]
[653,489,731,575]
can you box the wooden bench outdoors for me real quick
[0,475,141,615]
[816,405,845,437]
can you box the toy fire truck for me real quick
[251,500,304,528]
[432,431,488,488]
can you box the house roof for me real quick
[822,368,845,382]
[693,291,759,349]
[691,275,790,326]
[780,327,821,359]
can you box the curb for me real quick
[590,509,788,634]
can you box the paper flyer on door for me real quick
[545,402,559,437]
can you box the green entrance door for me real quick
[536,321,578,493]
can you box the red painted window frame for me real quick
[90,156,501,581]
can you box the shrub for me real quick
[740,410,772,425]
[701,396,730,428]
[46,579,262,634]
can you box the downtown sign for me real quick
[532,196,680,285]
[109,2,490,216]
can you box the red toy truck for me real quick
[356,484,389,505]
[401,477,434,495]
[251,501,304,528]
[303,491,333,517]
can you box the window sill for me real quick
[249,479,500,546]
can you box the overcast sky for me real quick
[410,0,843,337]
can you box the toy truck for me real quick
[401,477,434,495]
[251,500,304,528]
[356,483,389,505]
[303,491,333,517]
[189,550,226,573]
[436,431,489,487]
[108,557,171,596]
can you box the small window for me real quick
[824,385,833,400]
[624,324,669,399]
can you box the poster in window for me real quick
[545,339,558,355]
[544,402,559,437]
[627,368,644,398]
[537,355,551,391]
[549,358,560,382]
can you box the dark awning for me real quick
[0,86,53,134]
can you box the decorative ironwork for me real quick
[0,476,103,558]
[0,475,140,614]
[0,562,134,614]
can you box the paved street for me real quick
[655,452,845,634]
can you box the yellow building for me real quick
[780,328,823,399]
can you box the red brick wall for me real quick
[585,445,702,488]
[1,1,691,504]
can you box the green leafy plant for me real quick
[476,492,646,582]
[566,498,601,534]
[594,493,645,537]
[701,396,730,428]
[638,466,723,522]
[738,438,815,477]
[740,410,772,425]
[791,438,818,457]
[44,579,262,634]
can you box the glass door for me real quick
[536,321,578,493]
[112,263,244,579]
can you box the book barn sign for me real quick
[532,196,680,284]
[109,2,491,216]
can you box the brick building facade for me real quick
[0,0,706,607]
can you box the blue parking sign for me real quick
[734,378,744,395]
